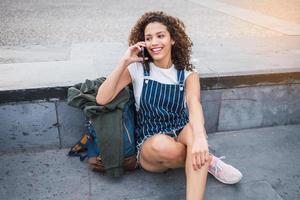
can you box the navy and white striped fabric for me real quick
[136,66,189,149]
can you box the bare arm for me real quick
[185,72,209,170]
[96,59,131,105]
[185,72,207,140]
[96,42,146,105]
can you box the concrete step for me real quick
[1,124,299,200]
[1,82,299,151]
[1,40,300,91]
[0,42,299,144]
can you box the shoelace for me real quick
[210,156,226,174]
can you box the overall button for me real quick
[180,86,183,91]
[145,80,149,84]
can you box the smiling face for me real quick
[144,22,175,67]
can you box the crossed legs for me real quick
[139,123,211,200]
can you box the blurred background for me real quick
[1,0,299,64]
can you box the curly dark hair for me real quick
[128,11,194,71]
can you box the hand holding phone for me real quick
[123,42,147,65]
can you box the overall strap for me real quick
[177,69,185,90]
[143,64,150,77]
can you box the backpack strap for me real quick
[68,120,100,161]
[67,132,89,161]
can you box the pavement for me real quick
[0,0,283,47]
[0,124,299,200]
[218,0,300,24]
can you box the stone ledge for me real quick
[1,71,299,104]
[1,83,299,152]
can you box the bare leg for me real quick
[176,123,211,200]
[139,123,211,200]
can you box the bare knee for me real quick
[177,123,195,146]
[150,134,182,161]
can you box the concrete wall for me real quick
[1,83,299,152]
[200,83,300,133]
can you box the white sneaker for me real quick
[208,155,243,184]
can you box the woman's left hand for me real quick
[190,136,209,171]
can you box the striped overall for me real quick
[136,66,189,150]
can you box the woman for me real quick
[96,11,242,200]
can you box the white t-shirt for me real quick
[127,62,197,111]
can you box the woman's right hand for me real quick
[122,42,148,66]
